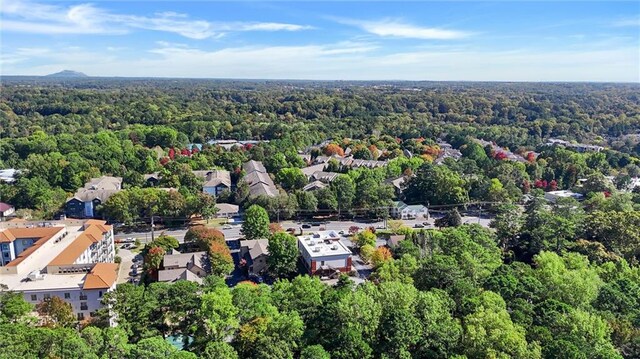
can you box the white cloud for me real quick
[0,0,312,39]
[337,18,471,40]
[612,17,640,27]
[3,41,637,82]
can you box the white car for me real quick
[222,224,232,230]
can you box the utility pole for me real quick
[149,204,156,242]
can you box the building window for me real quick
[98,291,103,297]
[80,302,88,310]
[30,294,37,301]
[89,312,95,317]
[79,294,87,300]
[43,294,50,299]
[77,313,85,321]
[64,293,70,299]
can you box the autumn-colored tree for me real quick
[348,226,361,236]
[145,246,166,271]
[37,296,76,328]
[184,226,232,275]
[269,222,284,234]
[168,148,176,160]
[368,144,379,159]
[371,247,393,267]
[526,152,536,162]
[323,143,344,157]
[494,151,508,161]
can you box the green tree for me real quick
[0,291,33,324]
[242,205,271,240]
[130,336,177,359]
[196,286,239,342]
[203,342,239,359]
[331,175,356,213]
[267,232,299,278]
[301,345,331,359]
[276,167,307,191]
[462,291,540,359]
[404,163,468,205]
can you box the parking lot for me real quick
[116,245,142,284]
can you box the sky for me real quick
[1,0,639,82]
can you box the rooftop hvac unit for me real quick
[312,247,321,252]
[27,271,45,281]
[331,245,338,250]
[309,240,315,246]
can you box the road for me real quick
[114,215,493,245]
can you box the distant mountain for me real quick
[45,70,88,78]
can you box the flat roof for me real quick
[298,231,351,258]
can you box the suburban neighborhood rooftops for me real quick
[242,239,269,260]
[194,170,231,188]
[303,181,328,191]
[83,176,122,191]
[242,160,278,198]
[215,203,239,213]
[162,251,208,269]
[298,231,351,258]
[310,171,340,183]
[70,189,120,203]
[301,163,327,178]
[243,160,267,173]
[158,268,203,284]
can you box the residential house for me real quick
[387,235,406,248]
[310,171,340,183]
[300,163,327,179]
[303,181,328,192]
[215,203,239,218]
[385,176,408,197]
[195,170,231,196]
[158,251,209,284]
[239,239,269,275]
[241,160,278,198]
[298,231,352,276]
[546,139,605,153]
[0,202,15,220]
[391,201,429,220]
[65,176,123,219]
[544,190,584,203]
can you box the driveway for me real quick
[116,246,140,284]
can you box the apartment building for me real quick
[0,220,118,322]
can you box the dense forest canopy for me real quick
[1,78,639,151]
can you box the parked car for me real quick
[130,267,138,276]
[222,224,232,230]
[338,230,345,235]
[301,224,311,229]
[413,223,425,228]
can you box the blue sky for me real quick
[1,0,639,81]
